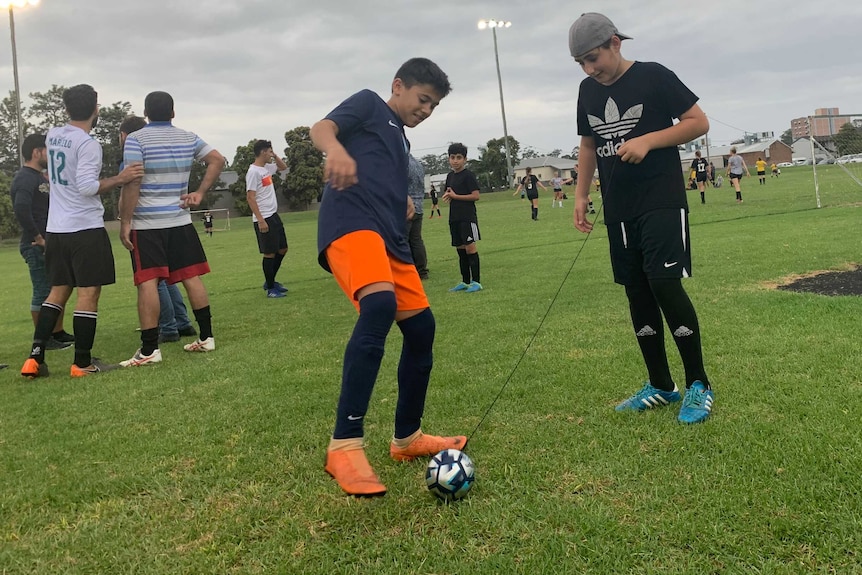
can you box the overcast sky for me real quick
[2,0,860,163]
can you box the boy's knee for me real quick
[398,308,435,349]
[358,290,397,322]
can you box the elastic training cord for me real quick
[466,159,619,447]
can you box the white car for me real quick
[776,162,793,168]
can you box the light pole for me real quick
[478,19,514,188]
[2,0,39,168]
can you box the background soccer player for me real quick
[246,139,289,298]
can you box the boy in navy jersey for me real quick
[311,58,466,496]
[570,13,714,424]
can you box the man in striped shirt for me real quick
[118,91,226,367]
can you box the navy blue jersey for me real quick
[317,89,411,271]
[11,166,50,248]
[577,62,698,224]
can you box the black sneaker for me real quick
[159,332,181,343]
[46,337,73,351]
[52,331,75,344]
[178,326,198,337]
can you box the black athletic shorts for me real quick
[526,190,539,201]
[729,172,744,181]
[696,173,708,182]
[130,223,210,286]
[757,170,766,176]
[45,227,116,288]
[450,221,480,247]
[606,208,692,286]
[254,213,288,254]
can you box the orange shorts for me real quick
[325,230,429,313]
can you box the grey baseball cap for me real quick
[568,13,632,58]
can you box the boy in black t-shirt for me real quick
[443,143,482,293]
[570,13,714,424]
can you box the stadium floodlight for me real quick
[1,0,40,167]
[478,19,515,188]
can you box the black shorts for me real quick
[729,172,744,181]
[696,174,708,183]
[130,223,210,286]
[45,228,116,288]
[450,221,480,246]
[254,213,288,254]
[757,170,766,176]
[526,190,539,200]
[607,208,692,286]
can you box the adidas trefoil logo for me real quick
[636,325,657,337]
[588,98,643,140]
[674,326,694,337]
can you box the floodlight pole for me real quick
[8,5,24,167]
[491,26,514,188]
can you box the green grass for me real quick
[2,165,862,574]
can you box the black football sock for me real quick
[736,191,742,201]
[700,191,705,204]
[333,291,396,439]
[468,252,480,284]
[394,308,435,439]
[457,248,470,283]
[141,328,159,356]
[649,278,710,389]
[262,257,276,290]
[624,279,675,392]
[72,311,97,368]
[30,302,63,363]
[436,208,441,216]
[273,251,286,279]
[531,207,538,220]
[193,306,213,340]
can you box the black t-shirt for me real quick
[691,157,708,176]
[521,174,539,193]
[445,169,480,223]
[11,166,50,248]
[577,61,698,224]
[317,89,411,270]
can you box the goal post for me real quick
[808,116,862,208]
[190,208,231,232]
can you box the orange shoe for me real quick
[389,433,467,462]
[70,358,118,377]
[324,448,387,497]
[21,358,49,379]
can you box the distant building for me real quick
[679,139,792,174]
[791,108,859,140]
[513,156,577,183]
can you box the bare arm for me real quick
[617,103,709,164]
[574,136,597,233]
[311,119,357,190]
[118,180,140,251]
[246,190,268,231]
[272,152,288,172]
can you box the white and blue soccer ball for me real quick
[425,449,475,501]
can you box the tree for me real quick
[780,128,793,146]
[188,160,225,210]
[418,152,449,175]
[833,122,862,156]
[0,171,20,240]
[478,135,521,188]
[283,126,324,210]
[548,148,562,158]
[91,101,133,220]
[0,92,33,177]
[229,140,256,216]
[521,146,540,159]
[28,85,68,133]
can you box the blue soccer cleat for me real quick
[266,288,286,298]
[615,381,681,412]
[448,282,469,292]
[465,281,483,293]
[678,381,714,424]
[263,282,288,293]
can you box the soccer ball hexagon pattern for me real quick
[425,448,475,501]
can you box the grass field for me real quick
[2,165,862,574]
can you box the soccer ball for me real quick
[425,449,475,501]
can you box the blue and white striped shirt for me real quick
[123,121,213,230]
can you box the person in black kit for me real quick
[570,12,714,424]
[11,134,74,350]
[428,184,441,218]
[444,143,482,293]
[515,167,548,220]
[690,150,709,204]
[203,211,214,237]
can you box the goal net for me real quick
[807,115,862,208]
[190,208,231,233]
